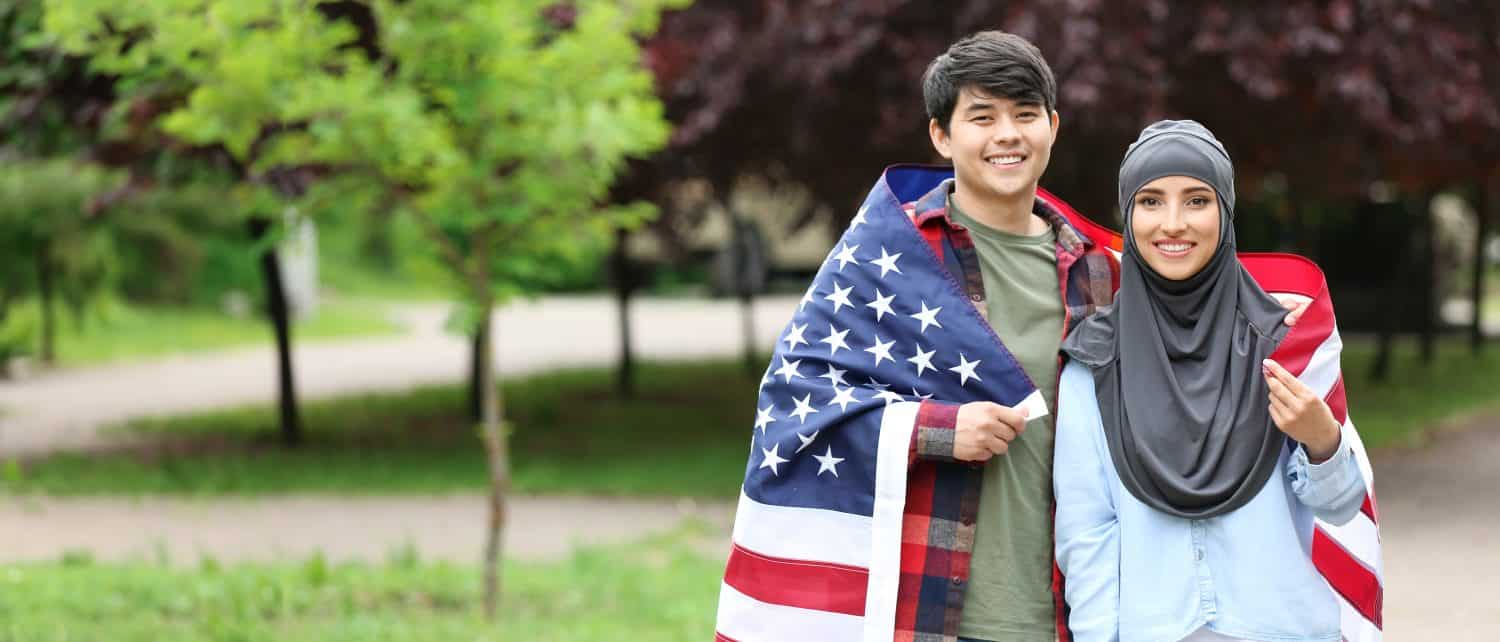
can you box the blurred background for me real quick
[1,1,1497,640]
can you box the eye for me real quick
[1188,196,1211,207]
[1136,197,1160,208]
[972,115,993,123]
[1016,111,1039,121]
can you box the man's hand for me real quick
[1273,294,1311,327]
[953,401,1029,462]
[1263,359,1341,462]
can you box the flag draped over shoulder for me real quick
[714,167,1382,642]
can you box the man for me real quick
[714,31,1297,642]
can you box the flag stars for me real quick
[849,205,868,232]
[773,357,805,383]
[813,445,846,477]
[790,393,820,424]
[832,243,860,271]
[796,430,819,453]
[754,404,776,433]
[825,281,855,315]
[759,443,789,476]
[911,301,942,334]
[782,322,809,351]
[819,364,848,387]
[827,386,859,412]
[864,335,896,367]
[871,247,903,278]
[820,324,851,356]
[866,289,896,322]
[907,345,937,377]
[950,353,983,386]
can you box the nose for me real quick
[1161,203,1188,235]
[990,115,1021,143]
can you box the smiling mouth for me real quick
[985,153,1025,167]
[1153,240,1196,257]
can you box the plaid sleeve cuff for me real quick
[908,399,962,465]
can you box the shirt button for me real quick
[951,576,964,586]
[1195,549,1204,562]
[969,293,982,302]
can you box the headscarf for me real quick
[1061,120,1291,519]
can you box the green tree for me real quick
[41,0,682,614]
[0,159,121,365]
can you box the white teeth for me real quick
[987,155,1023,165]
[1158,243,1191,252]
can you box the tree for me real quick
[632,0,1500,375]
[0,159,121,365]
[42,0,681,615]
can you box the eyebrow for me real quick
[1135,186,1214,196]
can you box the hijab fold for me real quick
[1061,120,1290,519]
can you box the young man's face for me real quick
[928,87,1059,209]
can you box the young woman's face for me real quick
[1129,175,1222,280]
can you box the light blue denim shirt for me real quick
[1053,361,1367,642]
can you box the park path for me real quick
[0,415,1496,637]
[0,294,800,457]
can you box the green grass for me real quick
[5,338,1498,497]
[2,360,762,497]
[0,530,721,642]
[1340,336,1500,449]
[4,298,399,366]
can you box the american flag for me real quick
[714,171,1382,642]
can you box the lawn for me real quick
[2,360,763,497]
[3,298,399,367]
[4,339,1498,497]
[0,529,721,642]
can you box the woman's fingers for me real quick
[1262,359,1311,400]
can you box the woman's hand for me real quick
[1262,359,1341,462]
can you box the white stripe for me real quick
[863,401,918,642]
[1336,593,1382,642]
[717,581,864,642]
[1341,417,1378,498]
[1296,327,1344,399]
[1317,510,1383,578]
[730,491,871,568]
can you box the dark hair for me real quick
[922,31,1057,132]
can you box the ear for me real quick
[1049,110,1061,143]
[928,118,953,159]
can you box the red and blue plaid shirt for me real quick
[897,179,1118,641]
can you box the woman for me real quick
[1053,120,1368,642]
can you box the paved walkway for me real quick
[0,416,1496,636]
[0,294,800,456]
[0,494,735,564]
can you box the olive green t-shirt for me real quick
[948,196,1065,642]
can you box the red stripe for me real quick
[1323,375,1349,425]
[722,543,868,616]
[1041,187,1123,252]
[714,633,738,642]
[1312,527,1383,628]
[1361,493,1379,523]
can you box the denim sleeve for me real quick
[1287,418,1368,526]
[1053,364,1120,642]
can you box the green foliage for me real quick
[4,359,762,496]
[0,158,125,357]
[0,534,721,641]
[41,0,686,311]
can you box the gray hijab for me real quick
[1061,120,1291,519]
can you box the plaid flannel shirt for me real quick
[895,179,1118,642]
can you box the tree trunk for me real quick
[468,314,489,422]
[1474,177,1493,353]
[612,228,635,398]
[35,244,56,365]
[740,292,757,376]
[249,217,302,447]
[478,297,510,619]
[1418,194,1436,365]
